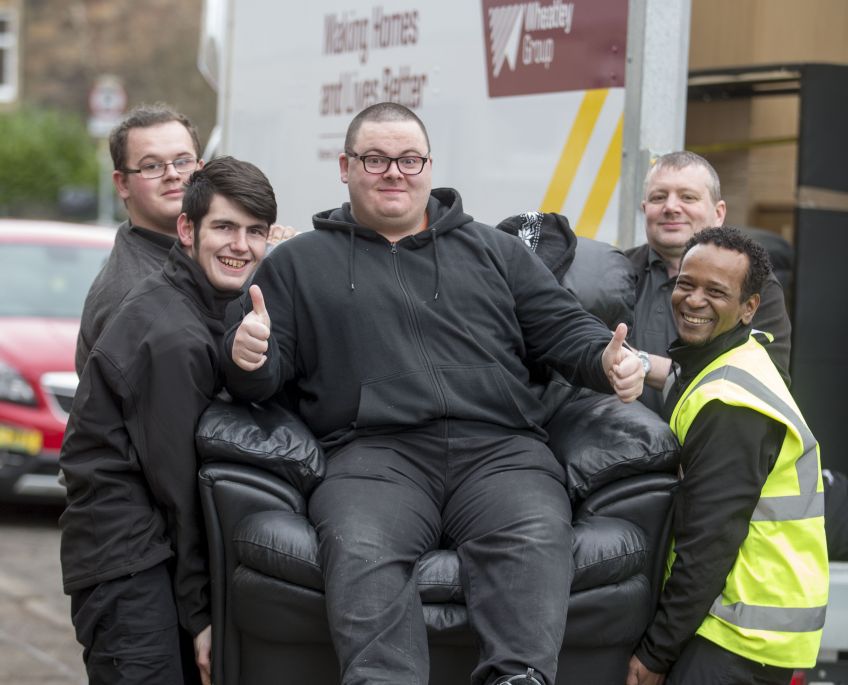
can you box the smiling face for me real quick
[339,119,432,240]
[113,121,201,235]
[176,194,269,291]
[672,243,760,346]
[642,163,726,271]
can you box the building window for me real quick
[0,8,18,103]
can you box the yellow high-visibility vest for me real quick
[669,334,828,668]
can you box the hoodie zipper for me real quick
[389,241,448,417]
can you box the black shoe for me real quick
[494,667,544,685]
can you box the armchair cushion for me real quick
[571,515,646,592]
[234,510,323,591]
[227,505,648,604]
[196,397,326,495]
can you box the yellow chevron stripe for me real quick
[539,89,608,213]
[575,113,623,238]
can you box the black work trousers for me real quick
[70,562,200,685]
[308,424,574,685]
[668,635,794,685]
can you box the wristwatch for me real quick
[636,350,652,376]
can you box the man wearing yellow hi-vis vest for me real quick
[627,226,828,685]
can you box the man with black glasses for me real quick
[222,102,645,685]
[75,103,203,374]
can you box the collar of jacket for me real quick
[662,322,753,417]
[668,321,753,384]
[127,220,178,252]
[311,187,471,243]
[162,244,243,319]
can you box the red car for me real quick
[0,219,115,502]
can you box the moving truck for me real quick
[199,0,631,242]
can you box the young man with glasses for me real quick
[223,102,645,685]
[60,157,276,685]
[75,103,203,374]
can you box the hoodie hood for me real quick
[311,187,474,298]
[494,211,578,282]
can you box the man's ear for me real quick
[339,153,350,184]
[113,170,131,200]
[740,292,760,325]
[715,199,728,226]
[176,213,194,249]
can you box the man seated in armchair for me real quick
[221,102,646,685]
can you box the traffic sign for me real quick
[88,75,127,138]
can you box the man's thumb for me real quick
[611,322,628,351]
[249,284,267,318]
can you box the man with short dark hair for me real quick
[627,226,827,685]
[223,102,645,685]
[60,156,276,685]
[75,103,204,374]
[627,152,791,413]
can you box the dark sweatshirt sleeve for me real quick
[752,274,791,386]
[507,239,613,392]
[635,402,786,673]
[120,326,218,636]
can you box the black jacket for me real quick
[634,324,786,673]
[222,188,614,448]
[60,246,241,636]
[76,221,175,375]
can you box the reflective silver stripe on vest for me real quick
[684,365,821,521]
[752,492,824,521]
[710,597,827,633]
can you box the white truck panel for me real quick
[218,1,627,241]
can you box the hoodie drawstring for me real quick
[346,225,441,300]
[348,226,356,291]
[431,227,441,301]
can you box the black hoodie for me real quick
[222,188,615,449]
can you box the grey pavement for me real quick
[0,503,85,684]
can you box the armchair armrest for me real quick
[196,396,326,495]
[576,472,678,612]
[545,384,679,502]
[198,463,307,685]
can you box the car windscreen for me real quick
[0,242,111,317]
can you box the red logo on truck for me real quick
[481,0,628,97]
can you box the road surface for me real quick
[0,502,85,684]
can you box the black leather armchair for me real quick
[197,233,679,684]
[198,386,677,685]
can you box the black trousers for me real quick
[70,562,200,685]
[668,635,794,685]
[308,424,573,685]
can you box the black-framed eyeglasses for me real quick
[120,157,198,180]
[347,152,430,176]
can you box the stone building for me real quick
[0,0,215,144]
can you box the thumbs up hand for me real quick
[602,323,644,403]
[232,285,271,371]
